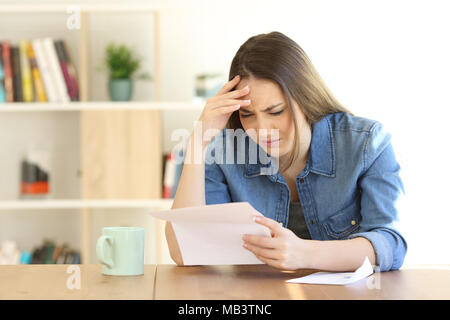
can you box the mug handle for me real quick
[96,235,114,269]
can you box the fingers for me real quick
[213,104,241,115]
[210,98,251,110]
[212,83,250,102]
[242,234,278,249]
[243,242,282,260]
[221,85,250,100]
[217,75,241,96]
[253,216,283,237]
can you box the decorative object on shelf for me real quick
[20,145,51,199]
[0,240,21,265]
[195,72,225,99]
[102,43,152,101]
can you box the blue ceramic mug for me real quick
[96,227,145,276]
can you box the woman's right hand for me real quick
[196,75,251,145]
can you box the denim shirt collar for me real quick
[244,116,336,179]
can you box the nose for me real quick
[255,117,278,141]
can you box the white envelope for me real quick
[286,256,374,285]
[149,202,272,265]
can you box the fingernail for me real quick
[253,217,261,222]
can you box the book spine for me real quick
[32,39,58,103]
[27,42,47,102]
[1,42,14,102]
[54,40,75,101]
[19,40,34,102]
[59,40,79,101]
[11,46,23,102]
[0,42,5,103]
[163,152,176,198]
[42,38,70,102]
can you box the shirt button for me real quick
[310,220,315,225]
[299,178,305,183]
[351,220,356,225]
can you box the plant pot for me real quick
[108,78,133,101]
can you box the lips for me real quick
[262,139,280,145]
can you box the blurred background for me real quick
[0,0,448,266]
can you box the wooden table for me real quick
[1,264,449,300]
[0,264,156,300]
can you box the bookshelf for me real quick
[0,101,204,112]
[0,3,198,264]
[0,199,173,210]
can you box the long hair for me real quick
[226,31,352,172]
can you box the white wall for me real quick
[1,0,449,265]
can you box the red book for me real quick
[54,40,79,101]
[163,152,176,199]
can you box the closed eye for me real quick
[240,109,284,118]
[270,110,284,116]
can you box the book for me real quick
[30,246,44,264]
[54,40,79,101]
[1,42,14,102]
[32,39,58,103]
[27,42,47,102]
[60,41,79,101]
[10,46,23,102]
[64,250,74,264]
[42,37,70,102]
[71,251,81,264]
[162,152,176,198]
[43,240,56,264]
[0,42,5,102]
[52,245,62,263]
[19,40,34,102]
[56,245,69,264]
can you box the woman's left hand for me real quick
[242,216,312,270]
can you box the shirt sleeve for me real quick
[347,122,408,271]
[204,137,232,205]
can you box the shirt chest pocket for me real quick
[322,200,362,239]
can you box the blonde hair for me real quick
[226,31,352,172]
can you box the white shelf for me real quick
[0,4,179,13]
[0,199,173,210]
[0,101,205,112]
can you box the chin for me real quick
[264,147,286,158]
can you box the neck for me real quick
[279,124,312,177]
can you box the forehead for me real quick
[235,77,285,103]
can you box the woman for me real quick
[166,31,407,272]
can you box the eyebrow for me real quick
[239,102,284,113]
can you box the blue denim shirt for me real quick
[204,112,407,271]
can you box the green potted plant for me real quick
[103,43,151,101]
